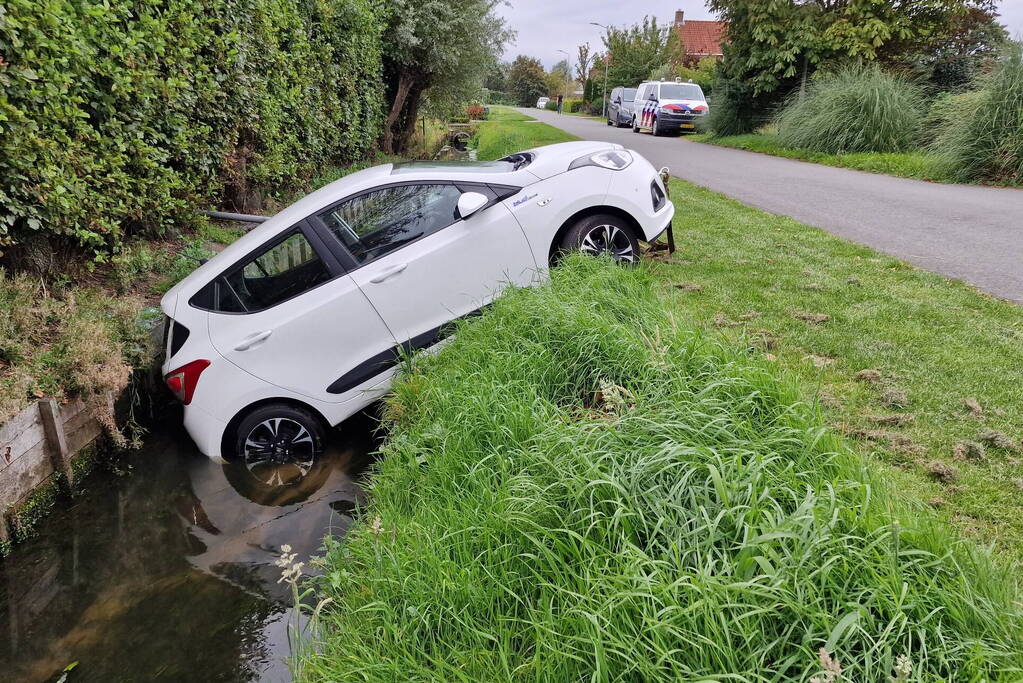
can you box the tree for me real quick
[601,17,671,87]
[576,43,592,83]
[380,0,512,153]
[507,56,549,106]
[546,59,573,97]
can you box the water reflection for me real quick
[0,411,379,682]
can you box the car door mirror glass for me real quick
[457,191,489,219]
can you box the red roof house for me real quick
[673,10,727,61]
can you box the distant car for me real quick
[161,141,675,464]
[607,87,637,128]
[632,79,709,136]
[536,97,550,109]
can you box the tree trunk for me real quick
[382,71,416,154]
[394,82,427,155]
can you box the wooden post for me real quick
[38,399,73,490]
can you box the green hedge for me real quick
[0,0,384,259]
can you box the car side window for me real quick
[200,230,332,313]
[318,184,462,265]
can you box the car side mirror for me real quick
[457,191,489,219]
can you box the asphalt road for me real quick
[520,107,1023,304]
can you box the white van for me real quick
[632,79,709,136]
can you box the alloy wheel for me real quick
[242,417,317,486]
[579,224,635,263]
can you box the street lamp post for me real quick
[589,22,610,118]
[556,49,569,114]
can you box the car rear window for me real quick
[190,229,333,313]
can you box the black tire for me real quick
[558,214,640,265]
[606,116,613,126]
[632,116,640,133]
[230,403,326,484]
[652,117,662,136]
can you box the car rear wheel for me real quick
[560,214,639,265]
[606,116,613,126]
[231,404,326,483]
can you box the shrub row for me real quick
[715,45,1023,185]
[0,0,385,260]
[297,257,1023,681]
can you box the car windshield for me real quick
[658,83,704,101]
[622,88,637,102]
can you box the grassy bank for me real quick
[473,111,1023,561]
[299,257,1023,680]
[689,132,946,182]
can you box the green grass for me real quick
[474,108,1023,564]
[690,133,946,181]
[652,178,1023,565]
[297,257,1023,681]
[472,106,580,160]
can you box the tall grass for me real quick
[298,257,1023,681]
[932,43,1023,185]
[776,66,924,154]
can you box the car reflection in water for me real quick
[0,412,379,683]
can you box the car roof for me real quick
[160,140,618,315]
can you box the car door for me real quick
[313,182,537,355]
[202,223,398,404]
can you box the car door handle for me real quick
[234,330,272,351]
[369,263,408,284]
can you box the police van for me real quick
[632,78,709,136]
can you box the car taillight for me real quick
[164,359,211,405]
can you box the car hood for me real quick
[522,140,626,179]
[656,98,708,113]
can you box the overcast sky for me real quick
[497,0,1023,68]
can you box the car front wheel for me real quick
[560,214,639,265]
[632,117,640,133]
[231,403,326,482]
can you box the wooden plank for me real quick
[65,418,103,457]
[0,440,52,510]
[0,404,45,476]
[39,400,72,489]
[58,397,86,424]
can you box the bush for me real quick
[466,105,487,120]
[932,44,1023,185]
[775,66,924,154]
[707,77,761,136]
[0,0,385,261]
[919,90,983,147]
[544,100,559,111]
[563,99,585,113]
[298,257,1023,681]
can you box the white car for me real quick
[632,79,709,136]
[161,141,674,465]
[536,97,550,109]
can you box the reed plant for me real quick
[776,66,924,154]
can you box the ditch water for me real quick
[0,412,380,682]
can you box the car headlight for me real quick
[568,149,633,171]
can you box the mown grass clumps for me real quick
[776,66,924,154]
[299,257,1023,681]
[932,45,1023,185]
